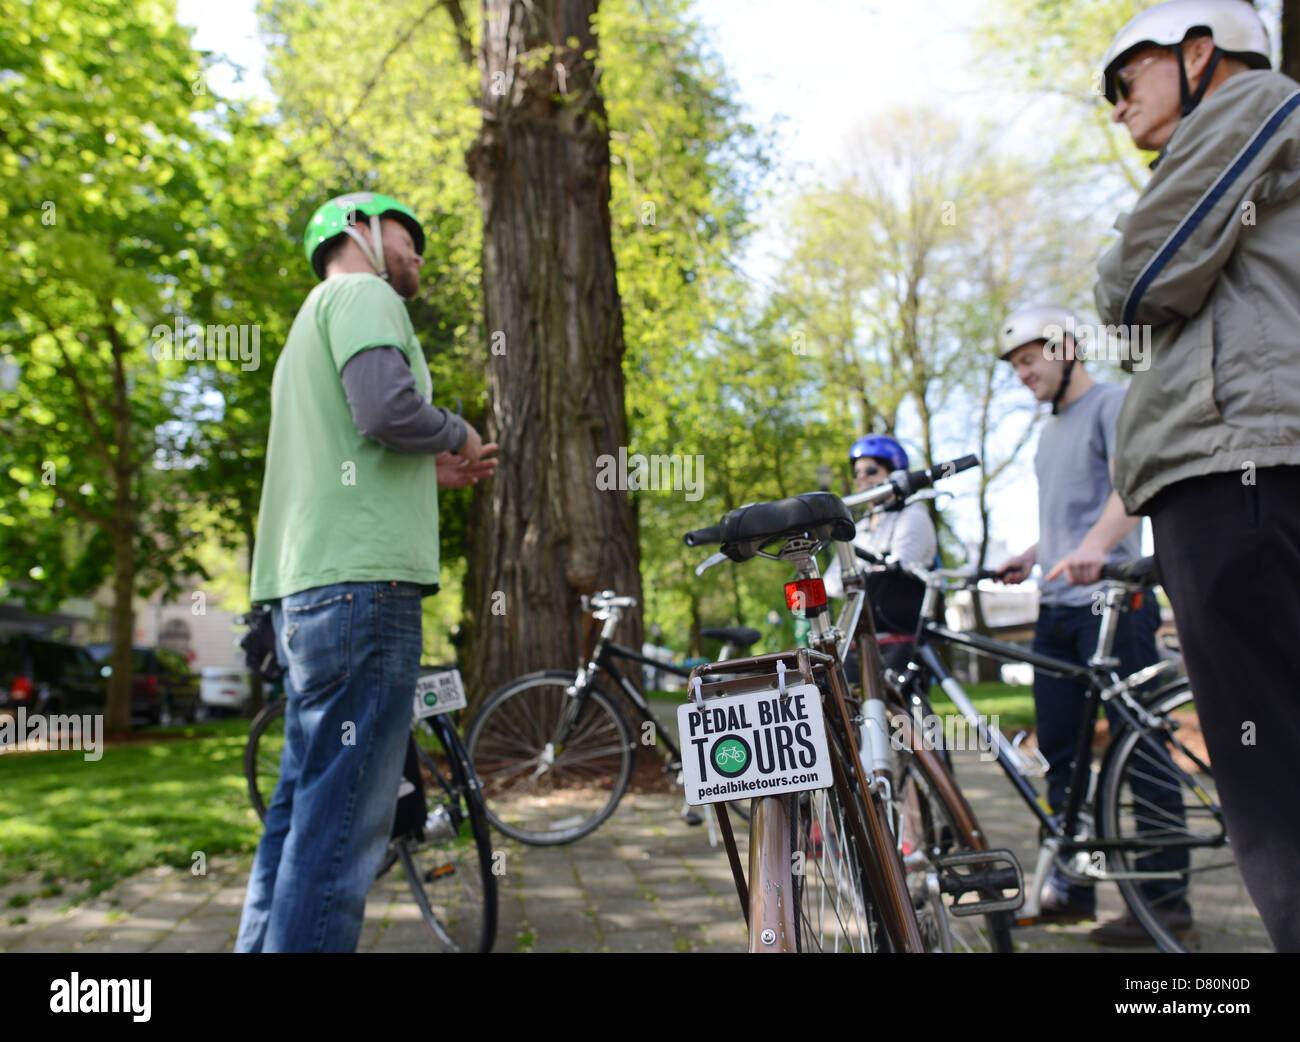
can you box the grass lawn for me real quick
[2,681,1044,907]
[0,717,262,903]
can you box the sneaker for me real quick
[1091,908,1194,947]
[1036,885,1096,924]
[680,807,703,826]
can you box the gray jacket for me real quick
[1096,70,1300,513]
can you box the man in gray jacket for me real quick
[1091,0,1300,950]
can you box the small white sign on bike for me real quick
[677,682,832,806]
[414,669,467,718]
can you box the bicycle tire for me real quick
[466,670,634,845]
[1096,682,1263,952]
[784,724,893,952]
[245,698,286,822]
[892,750,1015,952]
[397,723,498,953]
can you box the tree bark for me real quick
[106,320,134,737]
[463,0,642,702]
[1283,0,1300,84]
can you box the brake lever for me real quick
[695,552,729,578]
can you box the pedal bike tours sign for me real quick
[677,683,832,805]
[414,669,468,718]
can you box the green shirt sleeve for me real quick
[318,275,414,373]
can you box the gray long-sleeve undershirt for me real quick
[339,345,467,455]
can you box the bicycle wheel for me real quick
[397,720,497,953]
[892,751,1015,952]
[466,670,633,845]
[1097,682,1263,952]
[245,698,286,822]
[787,726,891,952]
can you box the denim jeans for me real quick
[235,581,422,952]
[1032,593,1187,911]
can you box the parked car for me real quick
[0,636,105,716]
[199,667,251,715]
[87,645,201,726]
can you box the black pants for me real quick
[1032,595,1185,909]
[1149,467,1300,951]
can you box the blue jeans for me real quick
[235,581,422,952]
[1033,594,1186,911]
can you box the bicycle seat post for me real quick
[1087,584,1127,670]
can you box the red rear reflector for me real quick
[1132,592,1144,610]
[11,676,32,701]
[148,675,158,696]
[785,579,827,613]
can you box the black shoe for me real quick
[1036,887,1096,924]
[681,808,703,826]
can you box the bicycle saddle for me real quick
[700,626,762,649]
[1100,555,1159,586]
[716,492,855,562]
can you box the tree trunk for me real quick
[106,322,134,738]
[1283,0,1300,84]
[463,0,642,703]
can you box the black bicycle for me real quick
[877,551,1259,952]
[245,666,497,953]
[465,592,760,845]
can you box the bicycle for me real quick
[465,595,760,845]
[245,665,497,953]
[681,454,1023,952]
[877,551,1261,952]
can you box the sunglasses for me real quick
[1116,53,1165,101]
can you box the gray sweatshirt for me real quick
[339,345,467,455]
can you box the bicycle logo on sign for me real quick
[712,735,750,777]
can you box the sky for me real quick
[173,0,1154,563]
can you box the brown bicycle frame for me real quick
[688,640,926,953]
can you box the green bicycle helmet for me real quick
[303,191,425,280]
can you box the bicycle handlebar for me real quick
[682,454,980,552]
[683,525,722,547]
[843,453,979,511]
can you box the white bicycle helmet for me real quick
[999,305,1081,415]
[998,305,1079,361]
[1101,0,1271,112]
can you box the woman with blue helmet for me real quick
[824,434,937,673]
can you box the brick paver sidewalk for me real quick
[3,745,1169,954]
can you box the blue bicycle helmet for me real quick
[849,434,908,473]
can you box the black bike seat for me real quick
[717,492,855,561]
[700,626,762,649]
[1100,555,1158,587]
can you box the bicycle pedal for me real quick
[930,848,1025,916]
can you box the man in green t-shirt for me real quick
[236,192,495,953]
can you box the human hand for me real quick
[1044,544,1105,586]
[995,552,1033,584]
[437,442,498,488]
[456,422,484,462]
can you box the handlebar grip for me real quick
[684,525,721,547]
[946,454,980,476]
[892,453,981,498]
[976,568,1005,581]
